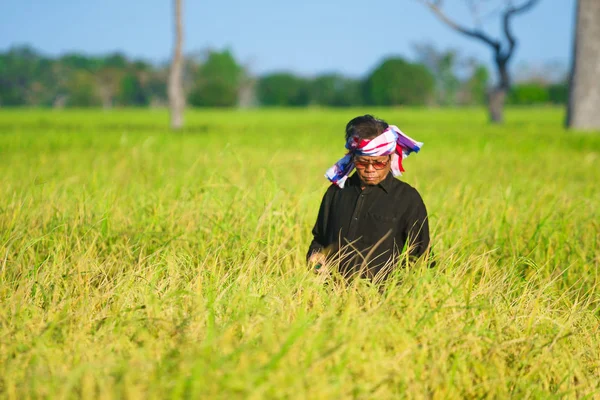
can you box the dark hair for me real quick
[345,115,389,142]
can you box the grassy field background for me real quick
[1,107,599,398]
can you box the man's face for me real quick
[353,155,391,186]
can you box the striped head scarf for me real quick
[325,125,423,188]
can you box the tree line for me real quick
[0,46,567,109]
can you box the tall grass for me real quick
[1,108,599,398]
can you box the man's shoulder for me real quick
[389,178,426,204]
[321,183,342,200]
[326,183,342,193]
[389,177,420,195]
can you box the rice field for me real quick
[1,107,599,398]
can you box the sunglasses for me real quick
[354,158,390,170]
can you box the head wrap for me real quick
[325,125,423,188]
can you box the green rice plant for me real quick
[0,107,599,399]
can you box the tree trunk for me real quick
[567,0,600,130]
[168,0,185,130]
[98,85,113,109]
[488,58,509,124]
[488,88,506,123]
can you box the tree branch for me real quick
[501,0,540,63]
[419,0,501,52]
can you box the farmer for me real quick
[307,115,432,281]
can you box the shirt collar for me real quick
[378,172,393,193]
[349,172,392,193]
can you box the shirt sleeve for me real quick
[306,186,334,262]
[404,190,434,266]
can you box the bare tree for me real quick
[567,0,600,131]
[96,67,121,109]
[168,0,185,130]
[418,0,540,123]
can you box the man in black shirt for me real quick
[307,115,432,281]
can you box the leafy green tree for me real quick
[257,73,310,106]
[310,74,364,107]
[118,72,149,106]
[465,65,490,105]
[188,50,243,107]
[548,83,568,104]
[59,53,102,72]
[332,79,364,107]
[413,44,460,106]
[66,70,101,107]
[146,70,168,106]
[1,49,57,106]
[0,46,39,106]
[437,52,460,105]
[364,58,434,106]
[28,58,59,106]
[103,53,128,69]
[95,67,122,109]
[0,47,165,108]
[508,83,549,105]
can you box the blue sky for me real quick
[0,0,575,78]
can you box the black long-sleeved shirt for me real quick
[307,172,431,280]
